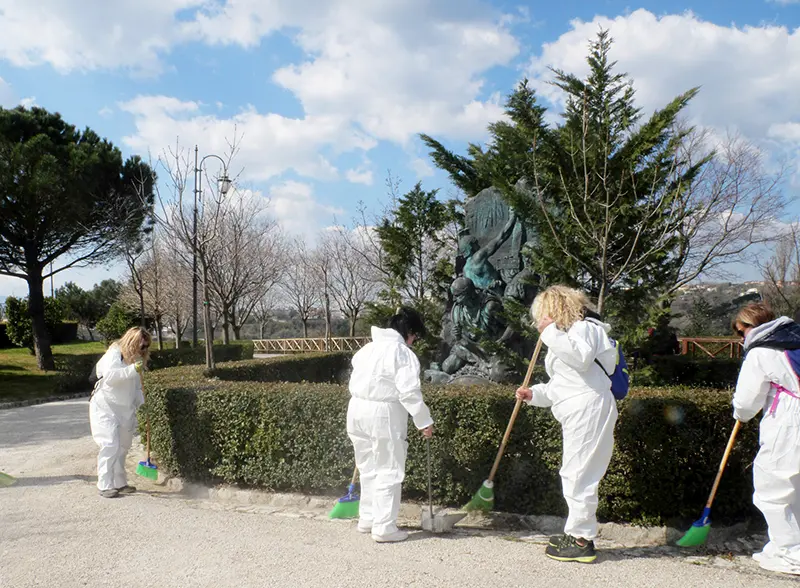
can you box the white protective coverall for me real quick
[734,317,800,574]
[524,318,618,541]
[347,326,434,536]
[89,344,144,491]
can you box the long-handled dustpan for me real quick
[464,337,544,512]
[422,437,466,533]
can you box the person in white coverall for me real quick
[732,303,800,576]
[347,307,434,543]
[516,286,617,563]
[89,327,151,499]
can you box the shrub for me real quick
[143,356,759,526]
[51,344,254,395]
[95,302,138,342]
[4,296,66,351]
[212,352,351,384]
[632,356,740,389]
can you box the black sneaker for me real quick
[545,534,597,563]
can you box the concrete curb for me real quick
[0,391,90,411]
[158,474,765,552]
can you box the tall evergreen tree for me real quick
[423,31,710,333]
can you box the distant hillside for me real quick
[671,282,765,336]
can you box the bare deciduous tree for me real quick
[671,130,789,292]
[281,239,318,338]
[206,190,286,342]
[322,227,378,336]
[760,222,800,320]
[145,138,240,370]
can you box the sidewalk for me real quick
[0,399,793,588]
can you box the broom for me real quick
[464,337,544,512]
[135,367,158,481]
[0,471,17,487]
[677,419,742,547]
[329,466,360,519]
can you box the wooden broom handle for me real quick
[705,420,742,508]
[350,467,358,486]
[488,337,544,482]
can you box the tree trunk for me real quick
[230,307,239,340]
[349,314,357,337]
[259,323,265,339]
[138,282,146,328]
[202,266,215,371]
[26,271,55,371]
[324,292,331,351]
[155,317,164,350]
[302,319,309,338]
[222,306,231,345]
[86,326,95,342]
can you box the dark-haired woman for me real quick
[732,303,800,576]
[346,307,434,543]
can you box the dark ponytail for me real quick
[388,306,427,340]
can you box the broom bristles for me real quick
[0,471,17,488]
[136,460,158,481]
[463,480,494,512]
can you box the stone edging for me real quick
[159,475,765,551]
[0,391,90,411]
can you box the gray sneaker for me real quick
[99,489,119,498]
[116,485,137,495]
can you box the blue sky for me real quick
[1,0,799,298]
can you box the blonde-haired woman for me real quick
[516,285,618,563]
[89,327,151,498]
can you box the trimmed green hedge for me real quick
[53,343,255,394]
[633,356,740,389]
[212,352,352,384]
[143,356,760,526]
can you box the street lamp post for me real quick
[192,146,232,348]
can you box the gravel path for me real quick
[0,399,795,588]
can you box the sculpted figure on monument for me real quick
[440,277,505,375]
[457,210,517,294]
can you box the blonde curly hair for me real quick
[530,285,594,331]
[116,327,152,367]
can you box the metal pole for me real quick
[192,146,199,348]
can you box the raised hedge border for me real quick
[53,342,255,394]
[143,352,760,527]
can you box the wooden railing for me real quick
[678,337,743,359]
[253,337,371,354]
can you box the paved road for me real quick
[0,400,794,588]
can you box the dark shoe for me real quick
[549,534,565,546]
[116,485,136,495]
[99,489,120,498]
[545,534,597,563]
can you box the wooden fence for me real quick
[678,337,743,359]
[253,336,743,359]
[253,337,371,354]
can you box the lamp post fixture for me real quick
[192,146,231,348]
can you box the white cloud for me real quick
[98,107,114,118]
[410,158,435,178]
[120,95,376,182]
[0,77,14,107]
[527,10,800,148]
[345,168,373,186]
[18,96,35,108]
[0,0,201,74]
[268,180,344,241]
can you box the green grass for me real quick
[0,341,106,403]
